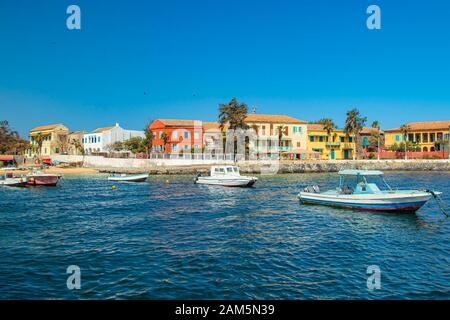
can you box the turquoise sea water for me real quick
[0,172,449,299]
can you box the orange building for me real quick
[150,119,204,153]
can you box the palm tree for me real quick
[161,132,169,152]
[277,125,286,153]
[344,108,367,160]
[400,124,410,160]
[33,133,44,158]
[318,118,336,145]
[371,120,380,129]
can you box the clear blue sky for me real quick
[1,0,449,137]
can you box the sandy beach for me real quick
[0,167,99,176]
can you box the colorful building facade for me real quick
[244,114,308,158]
[150,119,204,153]
[306,124,355,160]
[384,120,450,152]
[26,124,69,158]
[83,123,145,154]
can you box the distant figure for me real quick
[252,105,257,114]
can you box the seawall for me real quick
[52,155,450,175]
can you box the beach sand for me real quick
[1,167,99,175]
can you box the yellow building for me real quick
[384,120,450,152]
[244,114,308,159]
[307,123,355,160]
[26,124,69,158]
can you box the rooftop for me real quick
[93,126,114,133]
[385,120,450,132]
[30,124,66,133]
[245,114,307,124]
[156,119,202,127]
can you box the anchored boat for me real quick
[26,170,60,186]
[0,171,27,187]
[107,173,149,182]
[195,166,258,187]
[298,170,440,213]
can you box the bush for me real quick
[0,161,3,167]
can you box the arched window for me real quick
[430,147,435,152]
[423,147,428,152]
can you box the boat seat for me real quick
[341,186,354,194]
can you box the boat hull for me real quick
[107,174,148,182]
[196,177,257,187]
[0,178,28,187]
[27,175,60,186]
[298,192,432,212]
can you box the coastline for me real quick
[4,159,449,176]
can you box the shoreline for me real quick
[3,159,449,176]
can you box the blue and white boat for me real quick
[298,170,440,213]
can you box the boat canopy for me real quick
[338,169,384,176]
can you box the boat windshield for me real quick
[339,174,391,194]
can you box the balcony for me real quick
[326,142,341,147]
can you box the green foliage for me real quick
[218,98,249,131]
[0,120,29,155]
[123,137,147,154]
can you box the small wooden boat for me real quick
[26,171,60,186]
[298,170,440,213]
[0,172,27,187]
[195,166,258,187]
[107,173,149,182]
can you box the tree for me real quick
[106,141,124,152]
[400,124,410,160]
[69,139,85,155]
[317,118,336,144]
[277,125,287,151]
[142,119,154,155]
[0,120,29,155]
[218,98,249,131]
[344,108,367,160]
[161,132,169,152]
[371,120,380,129]
[33,132,44,157]
[123,136,146,154]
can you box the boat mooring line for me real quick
[425,189,449,217]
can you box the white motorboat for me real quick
[108,173,149,182]
[0,171,27,187]
[298,170,440,213]
[195,166,258,187]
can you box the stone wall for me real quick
[52,155,450,174]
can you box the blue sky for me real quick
[0,0,449,137]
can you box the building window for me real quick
[430,133,435,142]
[309,136,314,142]
[98,137,101,142]
[349,137,353,143]
[159,131,163,138]
[395,135,400,142]
[297,142,300,148]
[437,132,443,141]
[293,127,297,134]
[194,132,199,139]
[415,133,421,142]
[172,131,178,139]
[262,126,266,135]
[422,133,428,143]
[184,132,190,139]
[183,144,189,150]
[298,126,302,133]
[408,133,414,142]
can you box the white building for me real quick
[83,123,145,154]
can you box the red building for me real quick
[150,119,205,153]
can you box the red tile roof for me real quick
[244,114,306,124]
[385,120,450,132]
[30,124,65,132]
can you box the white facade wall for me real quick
[83,124,145,154]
